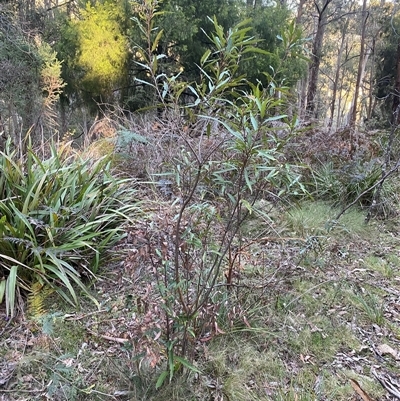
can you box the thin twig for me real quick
[86,329,130,344]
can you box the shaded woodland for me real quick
[2,1,400,400]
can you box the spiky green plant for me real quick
[309,159,386,209]
[0,141,139,317]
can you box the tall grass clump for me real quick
[310,159,382,207]
[0,140,139,317]
[309,157,399,219]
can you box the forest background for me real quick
[2,0,400,136]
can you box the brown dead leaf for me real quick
[377,344,399,360]
[300,354,313,364]
[214,322,226,334]
[243,316,251,328]
[349,378,376,401]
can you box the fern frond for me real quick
[27,282,53,318]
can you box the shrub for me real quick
[0,141,139,317]
[310,159,383,208]
[132,3,307,387]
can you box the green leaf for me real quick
[244,168,253,193]
[250,113,258,131]
[0,279,5,304]
[199,115,244,142]
[6,265,18,318]
[135,77,155,88]
[264,114,287,123]
[42,263,78,306]
[174,355,202,374]
[151,29,164,53]
[240,199,253,215]
[155,370,169,389]
[200,49,212,65]
[23,170,49,214]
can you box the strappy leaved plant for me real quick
[0,141,139,317]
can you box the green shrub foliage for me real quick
[0,141,139,317]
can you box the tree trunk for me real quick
[366,36,376,121]
[328,21,348,130]
[295,0,308,120]
[305,0,332,119]
[349,0,368,128]
[296,0,307,24]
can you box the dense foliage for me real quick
[0,0,306,116]
[0,141,139,317]
[57,0,130,106]
[374,12,400,124]
[0,9,41,132]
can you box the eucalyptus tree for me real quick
[305,0,334,119]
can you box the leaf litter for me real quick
[1,200,400,400]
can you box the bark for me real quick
[328,21,348,130]
[366,36,375,121]
[336,42,350,129]
[294,0,308,119]
[305,0,332,119]
[295,0,307,24]
[349,0,368,128]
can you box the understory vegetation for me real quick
[2,1,400,401]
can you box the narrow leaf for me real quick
[0,279,5,304]
[174,355,202,374]
[151,29,164,53]
[156,370,169,389]
[6,265,18,318]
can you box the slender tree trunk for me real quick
[366,37,375,120]
[337,58,349,129]
[328,23,348,130]
[349,0,368,128]
[297,77,308,119]
[306,0,332,119]
[295,0,308,119]
[296,0,307,24]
